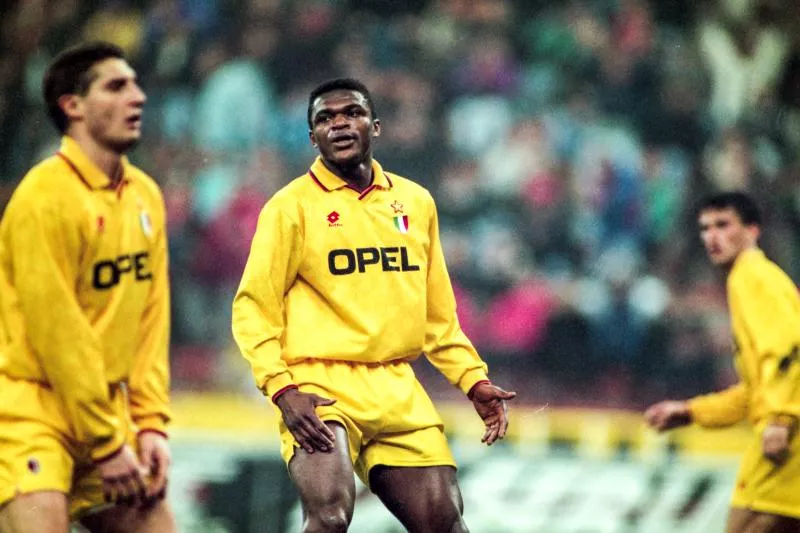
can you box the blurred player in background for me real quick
[645,191,800,533]
[0,42,175,532]
[232,78,516,533]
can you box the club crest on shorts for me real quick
[27,458,40,474]
[139,210,153,238]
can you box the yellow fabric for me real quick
[232,157,488,398]
[689,249,800,428]
[688,382,750,428]
[276,360,456,485]
[730,419,800,518]
[0,374,140,519]
[0,136,171,460]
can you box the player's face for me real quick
[70,58,146,153]
[309,90,380,167]
[698,207,759,267]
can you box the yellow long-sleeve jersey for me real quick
[689,248,800,428]
[232,157,489,399]
[0,136,171,461]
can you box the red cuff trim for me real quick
[271,384,299,404]
[467,380,492,400]
[93,444,124,465]
[137,429,169,440]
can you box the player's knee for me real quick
[425,493,465,531]
[303,505,351,533]
[80,499,176,533]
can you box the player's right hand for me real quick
[644,400,692,432]
[96,444,149,507]
[275,388,337,454]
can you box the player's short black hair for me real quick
[697,191,762,226]
[43,41,126,133]
[307,78,377,129]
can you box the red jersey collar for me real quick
[308,157,393,192]
[57,136,130,190]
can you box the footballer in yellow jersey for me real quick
[645,192,800,532]
[232,78,516,532]
[0,43,175,533]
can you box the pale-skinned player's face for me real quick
[63,58,146,153]
[309,90,380,167]
[698,207,759,268]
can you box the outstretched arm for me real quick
[420,194,516,442]
[644,382,749,432]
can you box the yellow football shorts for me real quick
[276,359,457,486]
[730,419,800,518]
[0,374,138,519]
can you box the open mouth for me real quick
[126,115,142,129]
[330,134,357,148]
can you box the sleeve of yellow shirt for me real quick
[730,263,800,421]
[421,194,489,395]
[232,195,304,398]
[8,194,124,460]
[128,195,171,435]
[688,382,750,428]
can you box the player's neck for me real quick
[322,157,373,192]
[67,130,125,186]
[722,246,758,276]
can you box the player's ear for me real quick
[749,224,761,243]
[59,94,82,122]
[372,118,381,138]
[309,130,318,148]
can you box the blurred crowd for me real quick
[2,0,800,409]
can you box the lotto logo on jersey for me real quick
[92,251,152,290]
[327,211,342,227]
[328,247,420,275]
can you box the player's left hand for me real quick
[138,430,171,503]
[468,381,516,446]
[762,423,791,465]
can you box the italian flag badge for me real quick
[393,215,409,234]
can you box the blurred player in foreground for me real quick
[645,192,800,533]
[232,78,516,532]
[0,42,174,532]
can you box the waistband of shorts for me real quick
[288,357,413,369]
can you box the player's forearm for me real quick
[687,383,750,428]
[129,240,171,435]
[232,293,294,396]
[426,342,489,394]
[760,356,800,420]
[240,340,295,398]
[129,358,171,435]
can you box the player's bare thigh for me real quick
[78,498,176,533]
[289,422,356,529]
[370,465,467,533]
[727,507,800,533]
[0,491,70,533]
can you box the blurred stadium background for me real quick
[2,0,799,531]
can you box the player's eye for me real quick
[107,79,126,92]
